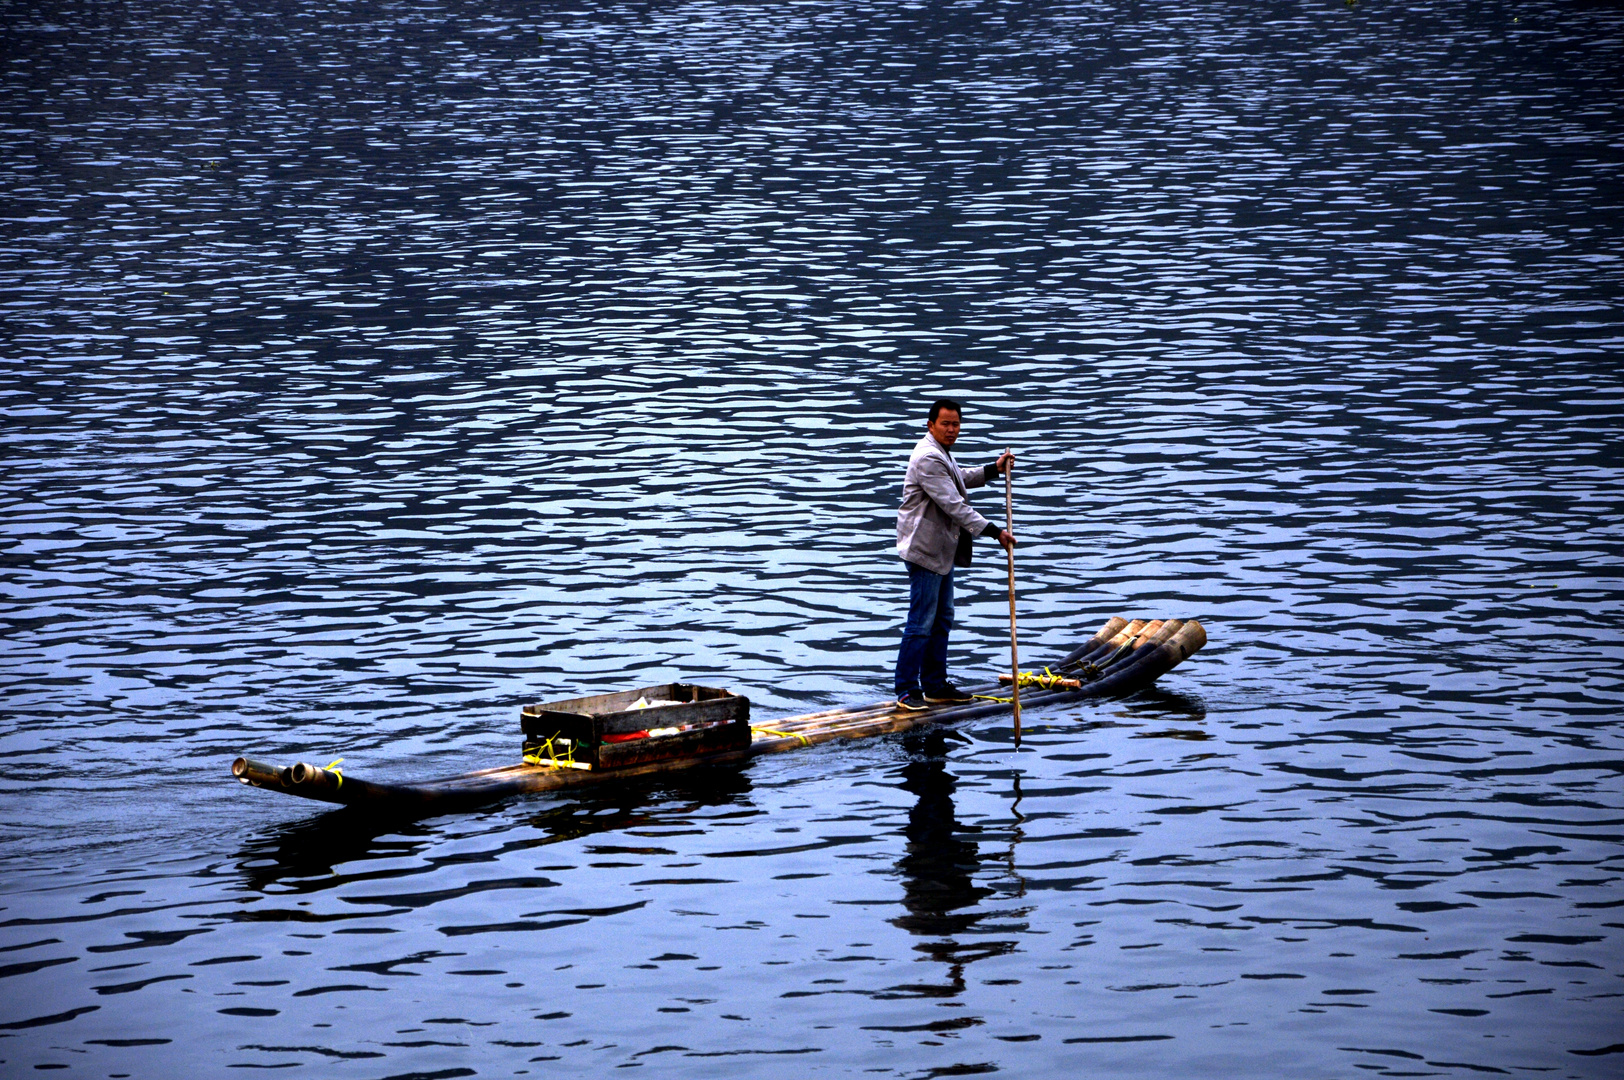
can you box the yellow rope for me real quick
[522,736,577,769]
[1027,667,1065,690]
[976,668,1074,704]
[325,759,344,790]
[752,726,811,746]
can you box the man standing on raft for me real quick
[894,399,1016,711]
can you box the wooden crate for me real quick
[520,683,750,770]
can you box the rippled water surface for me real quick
[3,0,1623,1075]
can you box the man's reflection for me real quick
[889,727,1016,995]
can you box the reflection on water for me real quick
[237,811,436,894]
[893,728,1006,988]
[236,763,758,894]
[2,0,1622,1075]
[1120,688,1207,724]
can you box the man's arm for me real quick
[915,455,991,535]
[981,522,1016,552]
[917,461,1018,552]
[966,450,1016,489]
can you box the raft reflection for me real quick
[236,809,434,893]
[1121,687,1208,722]
[235,762,756,893]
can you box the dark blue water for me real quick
[3,1,1622,1075]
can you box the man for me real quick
[893,399,1015,711]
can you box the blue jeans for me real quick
[894,562,954,696]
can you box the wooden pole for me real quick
[1004,449,1021,746]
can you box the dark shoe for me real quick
[895,690,929,712]
[923,684,973,704]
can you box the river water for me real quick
[3,0,1622,1075]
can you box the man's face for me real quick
[928,408,961,449]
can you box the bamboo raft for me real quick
[232,616,1206,814]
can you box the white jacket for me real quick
[895,433,997,575]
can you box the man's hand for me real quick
[998,528,1016,552]
[996,449,1015,475]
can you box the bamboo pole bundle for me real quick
[230,616,1207,812]
[1049,617,1131,669]
[1057,618,1147,671]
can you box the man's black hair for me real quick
[928,399,962,423]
